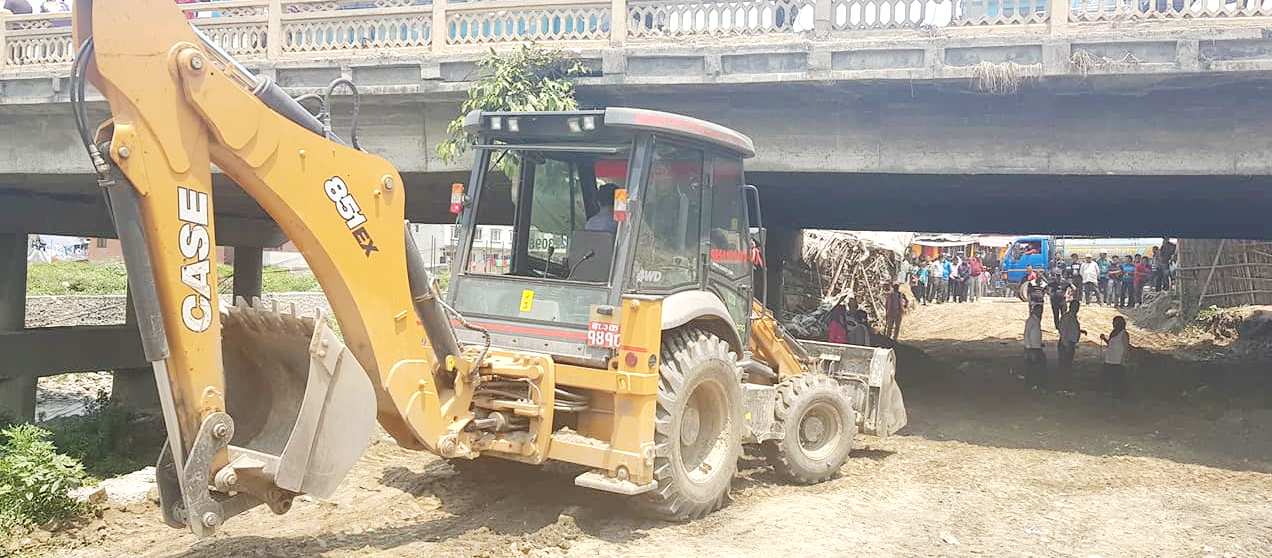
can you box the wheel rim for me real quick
[798,401,843,461]
[678,377,732,484]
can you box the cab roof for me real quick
[463,107,756,158]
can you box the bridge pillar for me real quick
[0,233,35,422]
[232,246,264,302]
[765,227,801,318]
[111,291,160,414]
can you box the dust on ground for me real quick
[25,298,1272,558]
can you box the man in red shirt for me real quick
[1132,254,1151,307]
[968,256,984,302]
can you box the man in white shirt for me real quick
[1079,255,1101,305]
[1023,303,1045,391]
[1100,315,1130,400]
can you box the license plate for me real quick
[587,321,620,348]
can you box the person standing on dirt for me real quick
[969,255,985,302]
[884,283,907,340]
[1024,301,1046,391]
[1049,270,1068,331]
[915,258,930,305]
[1107,255,1123,306]
[1100,316,1130,399]
[1066,253,1083,284]
[949,256,966,303]
[1079,255,1100,305]
[1119,256,1136,308]
[1057,300,1084,395]
[933,255,949,304]
[1133,254,1151,307]
[1096,253,1111,305]
[1156,238,1176,292]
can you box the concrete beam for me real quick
[0,233,35,421]
[0,189,285,247]
[0,325,147,379]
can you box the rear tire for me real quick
[762,374,855,485]
[641,328,743,520]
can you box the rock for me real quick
[99,466,158,507]
[147,485,162,504]
[70,485,107,506]
[940,531,960,545]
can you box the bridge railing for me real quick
[3,0,1272,72]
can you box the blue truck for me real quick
[1001,235,1057,284]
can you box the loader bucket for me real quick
[798,340,908,437]
[220,297,376,498]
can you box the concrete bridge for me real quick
[3,0,1272,417]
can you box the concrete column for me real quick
[232,246,264,302]
[111,291,160,414]
[0,233,35,422]
[431,0,448,53]
[764,227,800,318]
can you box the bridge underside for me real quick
[2,169,1269,243]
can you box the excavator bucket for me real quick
[219,297,376,498]
[799,340,908,437]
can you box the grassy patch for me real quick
[29,261,320,296]
[27,262,128,295]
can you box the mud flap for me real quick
[220,298,377,498]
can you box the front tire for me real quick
[762,374,855,485]
[642,328,744,520]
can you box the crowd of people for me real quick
[897,253,992,305]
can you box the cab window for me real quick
[631,142,704,291]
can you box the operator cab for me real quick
[447,108,757,366]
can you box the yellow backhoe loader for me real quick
[69,0,905,537]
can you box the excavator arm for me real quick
[71,0,475,536]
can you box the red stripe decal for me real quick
[453,320,588,342]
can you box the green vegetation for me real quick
[28,261,320,296]
[26,261,128,295]
[436,44,586,164]
[46,391,154,478]
[0,425,89,532]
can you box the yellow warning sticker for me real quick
[519,290,535,313]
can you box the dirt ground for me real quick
[27,298,1272,557]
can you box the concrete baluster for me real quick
[268,0,283,60]
[432,0,448,53]
[611,0,628,45]
[814,0,832,38]
[0,9,10,71]
[1049,0,1070,34]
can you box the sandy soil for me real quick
[24,298,1272,558]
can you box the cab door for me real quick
[704,154,753,340]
